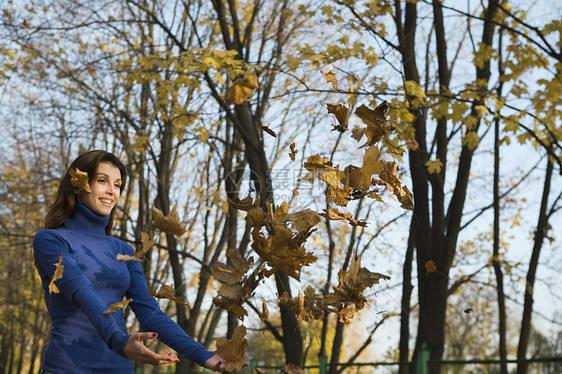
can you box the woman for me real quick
[33,150,226,373]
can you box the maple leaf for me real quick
[425,159,443,174]
[331,255,390,310]
[303,155,351,206]
[229,195,259,212]
[373,161,413,210]
[211,249,255,320]
[326,186,351,207]
[321,69,339,90]
[289,143,298,161]
[337,305,358,324]
[215,325,248,372]
[361,146,383,186]
[148,283,187,305]
[354,101,392,148]
[137,232,156,259]
[49,254,64,294]
[319,208,368,227]
[103,297,132,314]
[69,168,91,193]
[326,103,349,132]
[152,206,187,236]
[425,260,437,276]
[225,74,258,105]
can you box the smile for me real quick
[99,198,113,205]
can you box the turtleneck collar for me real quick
[63,203,111,236]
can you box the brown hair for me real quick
[42,150,127,235]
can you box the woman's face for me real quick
[78,161,122,216]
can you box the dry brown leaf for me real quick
[354,101,391,148]
[373,161,413,210]
[152,206,187,236]
[69,168,91,193]
[215,325,248,371]
[261,125,277,138]
[326,103,349,132]
[260,298,270,323]
[226,74,258,105]
[149,283,187,305]
[103,297,132,314]
[319,208,368,227]
[289,143,298,161]
[49,254,64,294]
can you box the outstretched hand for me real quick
[205,353,250,372]
[124,332,179,365]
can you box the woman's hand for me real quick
[205,353,250,372]
[124,332,179,365]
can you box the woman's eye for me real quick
[115,184,121,189]
[98,179,107,183]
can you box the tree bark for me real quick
[517,156,554,374]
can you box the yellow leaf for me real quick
[49,254,64,294]
[225,74,258,105]
[69,168,91,193]
[103,297,132,314]
[425,159,443,174]
[319,208,368,227]
[215,325,248,371]
[116,254,140,262]
[152,206,186,236]
[100,43,109,53]
[321,69,339,90]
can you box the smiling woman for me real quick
[33,150,228,374]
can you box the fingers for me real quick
[136,331,158,341]
[125,332,179,365]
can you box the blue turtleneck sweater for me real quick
[33,203,214,373]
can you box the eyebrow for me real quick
[96,173,122,182]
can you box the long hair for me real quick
[42,150,128,235]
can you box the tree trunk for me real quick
[517,156,554,374]
[399,218,415,374]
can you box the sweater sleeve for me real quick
[124,246,214,367]
[33,230,130,357]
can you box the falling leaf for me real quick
[211,249,255,320]
[100,43,109,53]
[226,74,258,105]
[464,308,474,314]
[289,143,298,161]
[69,168,91,193]
[229,196,259,212]
[103,297,132,314]
[152,206,186,236]
[260,298,269,323]
[361,146,383,186]
[261,125,277,138]
[116,254,140,262]
[149,283,187,305]
[425,260,437,276]
[326,103,349,132]
[337,305,358,324]
[23,19,30,27]
[354,101,391,148]
[319,208,367,227]
[49,254,64,294]
[321,69,339,90]
[215,325,248,371]
[373,161,413,210]
[137,232,157,258]
[331,255,390,310]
